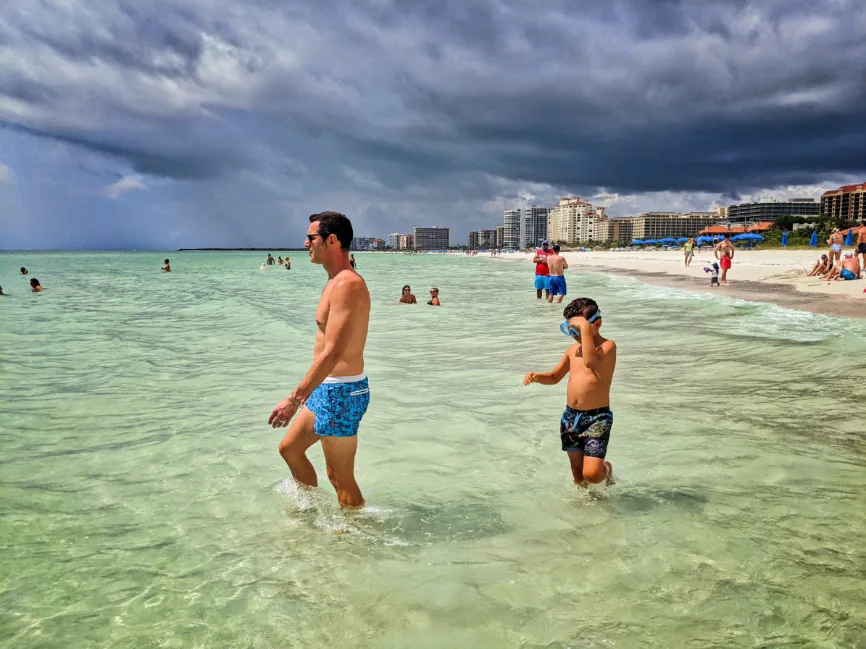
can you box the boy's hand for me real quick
[523,372,538,386]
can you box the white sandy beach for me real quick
[483,247,866,316]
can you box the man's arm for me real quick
[291,280,360,402]
[713,244,720,259]
[524,350,570,385]
[532,254,542,263]
[562,258,569,270]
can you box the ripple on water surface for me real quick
[1,251,865,648]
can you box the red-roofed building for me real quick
[746,222,775,232]
[821,182,866,222]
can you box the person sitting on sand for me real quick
[522,297,616,488]
[162,259,171,272]
[30,278,43,292]
[828,253,861,281]
[427,288,441,306]
[399,285,417,304]
[20,267,28,275]
[807,254,832,277]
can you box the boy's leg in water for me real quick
[583,456,615,486]
[568,452,588,488]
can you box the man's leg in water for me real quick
[537,288,543,299]
[321,435,364,508]
[278,408,320,487]
[567,452,588,487]
[583,456,615,486]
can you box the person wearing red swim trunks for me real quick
[714,233,735,285]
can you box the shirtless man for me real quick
[546,244,569,304]
[714,234,735,285]
[162,258,171,272]
[825,252,861,281]
[827,228,843,265]
[523,297,616,487]
[269,212,372,508]
[856,222,866,271]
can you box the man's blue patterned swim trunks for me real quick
[305,374,370,438]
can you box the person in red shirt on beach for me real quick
[533,241,553,300]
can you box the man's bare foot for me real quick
[604,461,616,486]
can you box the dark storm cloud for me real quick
[1,0,865,248]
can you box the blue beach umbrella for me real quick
[659,237,678,244]
[677,237,688,243]
[781,231,789,246]
[630,239,644,245]
[844,229,854,246]
[809,230,818,247]
[643,239,659,245]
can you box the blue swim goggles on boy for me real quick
[560,310,601,339]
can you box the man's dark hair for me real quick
[553,244,561,252]
[724,233,731,239]
[164,259,169,264]
[309,211,353,250]
[563,297,599,321]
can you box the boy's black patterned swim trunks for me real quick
[560,406,613,457]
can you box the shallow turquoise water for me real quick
[1,251,865,648]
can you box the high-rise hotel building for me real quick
[522,206,549,248]
[413,226,450,250]
[503,209,521,249]
[821,182,866,222]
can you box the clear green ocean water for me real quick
[1,251,865,648]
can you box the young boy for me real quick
[704,262,720,286]
[523,297,617,487]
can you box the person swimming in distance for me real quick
[350,254,357,269]
[30,278,43,292]
[20,267,28,275]
[399,285,417,304]
[427,288,441,305]
[162,259,171,272]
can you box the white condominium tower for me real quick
[503,209,521,249]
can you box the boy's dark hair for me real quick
[552,244,561,252]
[164,259,169,264]
[309,211,353,250]
[563,297,599,320]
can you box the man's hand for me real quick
[269,396,300,428]
[523,372,538,385]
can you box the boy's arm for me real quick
[577,325,617,371]
[523,350,570,385]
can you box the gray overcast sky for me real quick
[1,0,865,249]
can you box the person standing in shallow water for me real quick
[350,254,357,269]
[162,259,171,272]
[269,211,372,509]
[267,253,275,266]
[427,288,441,305]
[523,297,616,488]
[30,278,43,292]
[546,244,568,304]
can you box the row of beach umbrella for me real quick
[630,234,764,246]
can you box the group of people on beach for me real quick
[807,224,865,281]
[1,267,44,295]
[267,212,616,510]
